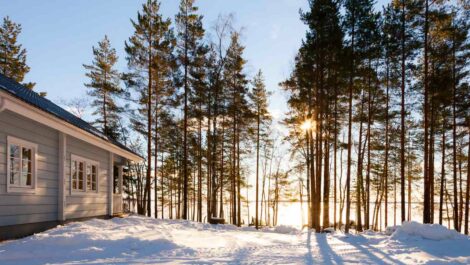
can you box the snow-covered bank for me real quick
[0,215,468,265]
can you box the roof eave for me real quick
[0,91,144,162]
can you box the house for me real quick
[0,73,143,240]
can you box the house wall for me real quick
[0,110,59,226]
[65,136,111,219]
[0,108,129,239]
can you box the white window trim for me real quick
[70,154,99,195]
[6,136,38,194]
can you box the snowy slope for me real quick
[0,215,469,264]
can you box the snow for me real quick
[390,221,467,241]
[0,215,469,265]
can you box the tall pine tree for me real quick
[84,35,125,140]
[0,16,34,89]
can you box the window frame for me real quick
[70,154,99,195]
[6,136,38,194]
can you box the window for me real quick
[87,164,97,191]
[71,154,98,193]
[7,136,37,193]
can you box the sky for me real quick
[0,0,311,125]
[1,0,393,190]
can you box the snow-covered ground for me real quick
[0,216,469,265]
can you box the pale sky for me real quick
[0,0,311,125]
[1,0,390,192]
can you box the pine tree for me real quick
[0,16,34,89]
[224,32,250,225]
[175,0,205,220]
[84,35,125,140]
[125,0,173,217]
[250,70,271,229]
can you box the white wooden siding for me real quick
[65,136,109,219]
[0,110,59,226]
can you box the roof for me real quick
[0,73,142,160]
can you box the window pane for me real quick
[10,145,20,159]
[21,171,30,186]
[72,161,77,190]
[92,165,97,191]
[10,158,20,173]
[78,162,84,190]
[87,164,92,190]
[22,147,32,161]
[22,159,32,174]
[10,172,19,185]
[26,173,32,186]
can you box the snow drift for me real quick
[390,221,467,241]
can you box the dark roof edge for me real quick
[0,74,143,160]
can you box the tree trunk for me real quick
[198,101,203,222]
[146,43,153,217]
[255,105,261,229]
[439,120,446,225]
[384,52,390,229]
[345,3,355,234]
[154,105,159,218]
[423,0,430,224]
[333,85,338,230]
[464,124,469,235]
[430,102,435,223]
[400,0,406,224]
[356,91,365,232]
[323,123,330,229]
[452,29,459,231]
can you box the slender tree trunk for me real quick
[430,102,435,223]
[356,91,365,232]
[146,41,153,217]
[400,0,406,223]
[384,53,390,229]
[198,102,203,222]
[452,30,459,231]
[154,106,159,218]
[439,120,446,225]
[323,123,330,229]
[394,172,397,226]
[219,117,225,219]
[161,149,165,219]
[207,91,213,222]
[407,132,412,221]
[316,110,322,231]
[345,3,355,234]
[182,4,189,220]
[306,132,311,227]
[366,71,373,230]
[459,155,464,230]
[464,125,469,235]
[334,86,338,230]
[423,0,430,224]
[237,134,241,226]
[255,105,261,229]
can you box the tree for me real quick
[84,35,126,140]
[250,70,271,229]
[175,0,205,220]
[224,32,250,225]
[0,16,34,89]
[125,0,173,217]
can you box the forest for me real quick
[1,0,469,234]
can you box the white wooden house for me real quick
[0,73,142,240]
